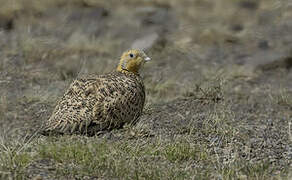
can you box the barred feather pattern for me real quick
[43,71,145,136]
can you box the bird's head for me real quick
[117,49,151,75]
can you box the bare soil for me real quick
[0,0,291,179]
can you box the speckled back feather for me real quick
[43,71,145,136]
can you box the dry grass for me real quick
[0,0,291,179]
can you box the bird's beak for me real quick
[144,57,151,62]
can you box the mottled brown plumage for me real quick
[43,49,151,136]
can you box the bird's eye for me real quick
[129,53,134,58]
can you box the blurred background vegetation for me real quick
[0,0,291,179]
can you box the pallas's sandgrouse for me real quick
[42,49,151,135]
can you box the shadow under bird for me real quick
[41,49,151,136]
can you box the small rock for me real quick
[0,16,14,31]
[258,40,270,50]
[238,1,258,10]
[256,56,292,71]
[244,51,292,72]
[230,24,244,32]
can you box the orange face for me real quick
[117,49,151,74]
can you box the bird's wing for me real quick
[43,75,105,135]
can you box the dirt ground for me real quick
[0,0,291,179]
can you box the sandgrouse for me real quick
[42,49,151,136]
